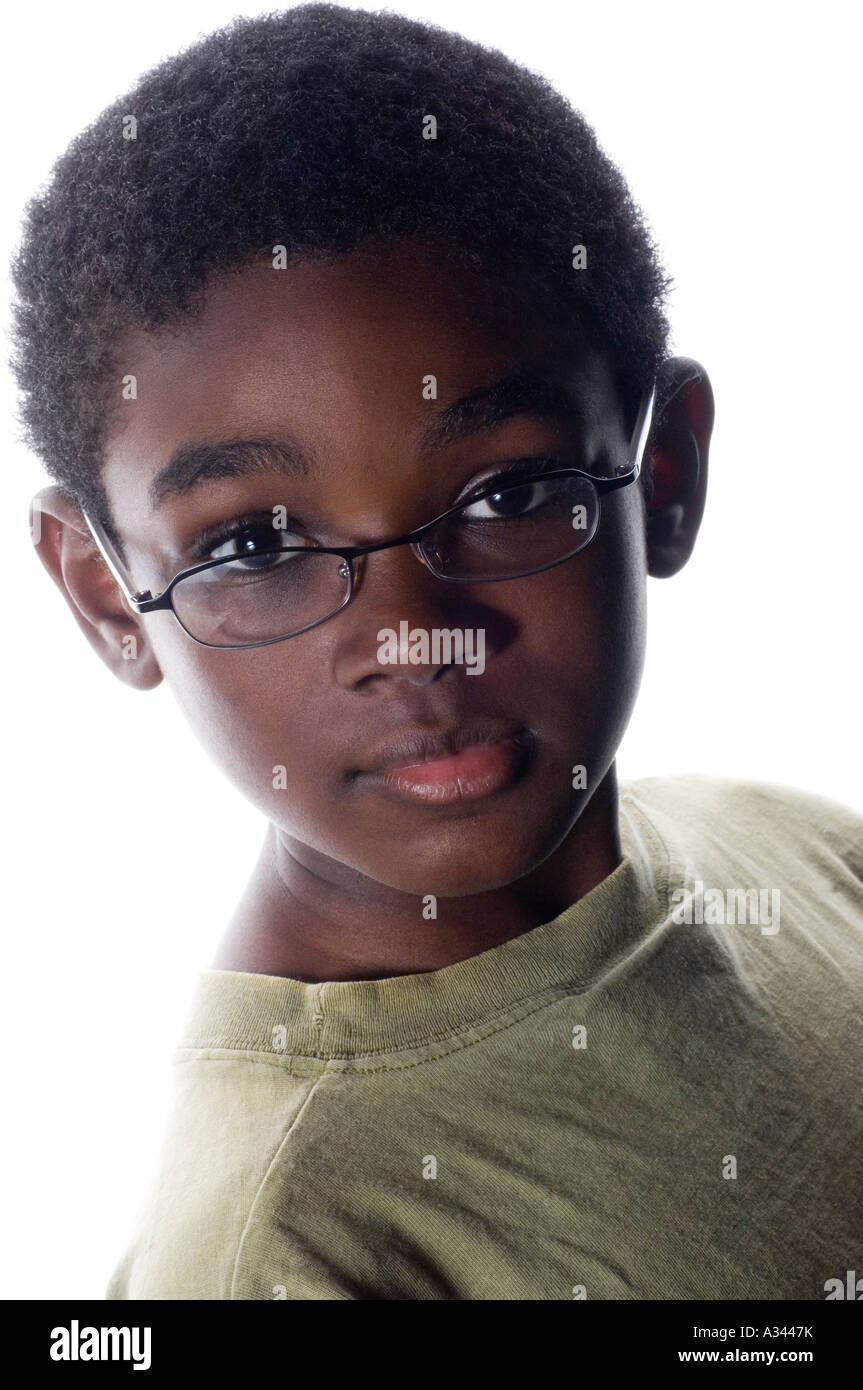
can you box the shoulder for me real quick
[620,774,863,957]
[620,773,863,1006]
[621,772,863,874]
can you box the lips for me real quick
[356,720,534,805]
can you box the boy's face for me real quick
[92,244,654,896]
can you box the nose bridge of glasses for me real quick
[347,533,441,591]
[410,534,444,570]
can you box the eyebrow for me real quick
[148,437,314,511]
[147,371,584,511]
[419,371,584,450]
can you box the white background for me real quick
[2,0,860,1298]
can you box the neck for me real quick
[212,764,622,983]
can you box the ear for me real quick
[30,485,164,690]
[644,357,714,578]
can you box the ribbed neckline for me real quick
[177,789,674,1060]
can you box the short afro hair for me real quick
[9,2,670,544]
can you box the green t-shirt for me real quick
[106,775,863,1300]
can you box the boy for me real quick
[12,4,862,1299]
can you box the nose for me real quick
[331,539,473,690]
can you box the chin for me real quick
[356,825,547,899]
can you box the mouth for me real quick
[355,721,535,806]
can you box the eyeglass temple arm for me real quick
[589,382,654,495]
[628,382,656,477]
[80,510,156,609]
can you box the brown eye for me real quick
[460,477,557,520]
[210,525,299,570]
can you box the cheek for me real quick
[148,624,319,825]
[507,498,646,745]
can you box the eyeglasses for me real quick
[83,384,655,650]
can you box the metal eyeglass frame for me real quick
[82,383,655,650]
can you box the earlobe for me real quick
[30,485,164,690]
[645,358,714,578]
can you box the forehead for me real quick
[102,243,625,522]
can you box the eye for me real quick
[459,473,560,521]
[208,522,307,571]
